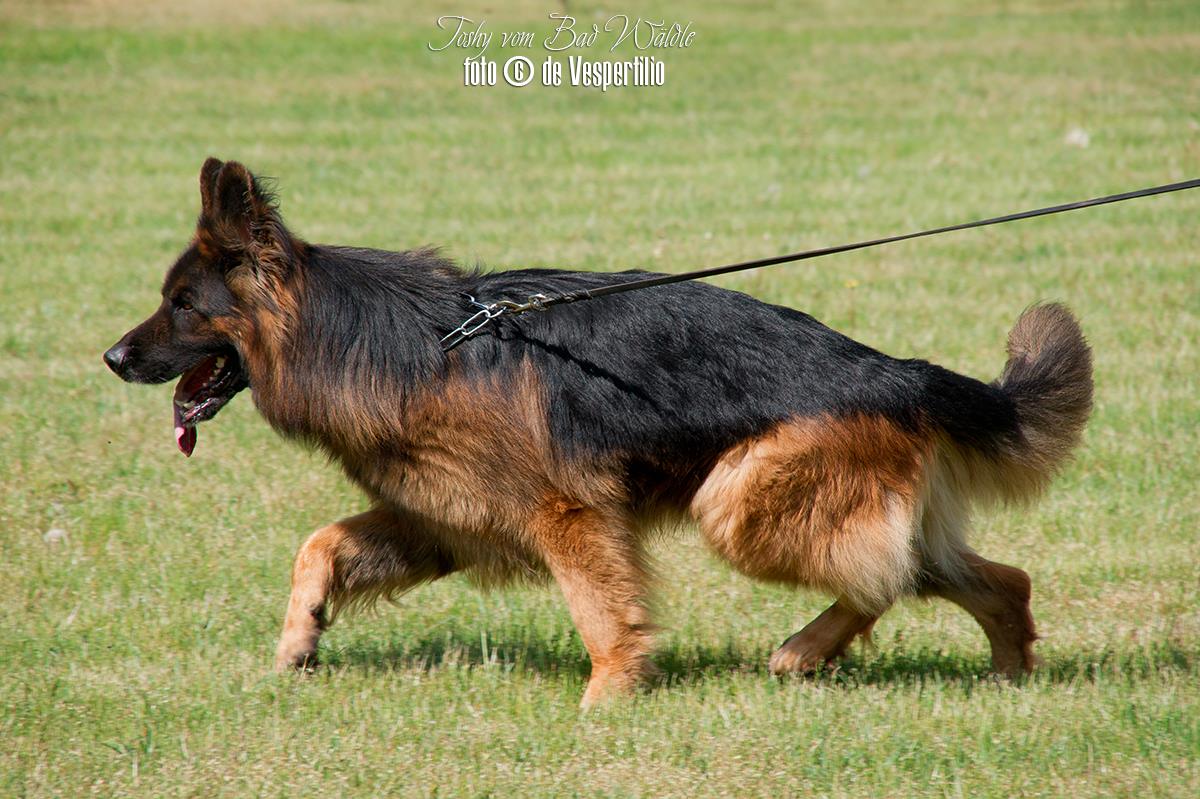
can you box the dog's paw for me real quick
[768,635,838,676]
[274,638,320,673]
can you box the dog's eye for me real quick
[174,297,194,312]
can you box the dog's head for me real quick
[104,158,297,455]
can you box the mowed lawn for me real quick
[2,1,1199,796]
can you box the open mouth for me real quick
[172,352,248,456]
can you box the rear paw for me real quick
[991,647,1040,680]
[768,636,837,676]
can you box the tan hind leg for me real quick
[920,550,1038,676]
[274,507,458,671]
[769,599,881,674]
[531,501,654,709]
[690,416,930,676]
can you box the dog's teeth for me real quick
[215,356,226,369]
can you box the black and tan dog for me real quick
[104,159,1092,706]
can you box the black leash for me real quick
[441,177,1200,351]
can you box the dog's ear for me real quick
[199,156,223,216]
[196,159,295,285]
[204,160,278,249]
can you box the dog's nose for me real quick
[103,343,130,374]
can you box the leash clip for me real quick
[440,295,505,352]
[440,293,554,352]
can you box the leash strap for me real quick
[441,177,1200,351]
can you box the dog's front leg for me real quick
[274,506,457,671]
[532,500,655,708]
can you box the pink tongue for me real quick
[172,358,216,458]
[173,403,197,457]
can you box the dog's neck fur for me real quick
[239,243,470,456]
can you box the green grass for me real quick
[2,1,1199,796]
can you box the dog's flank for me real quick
[104,159,1093,706]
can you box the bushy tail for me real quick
[916,304,1092,587]
[987,303,1094,501]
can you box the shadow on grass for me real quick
[320,627,1195,689]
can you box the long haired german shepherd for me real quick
[105,159,1092,706]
